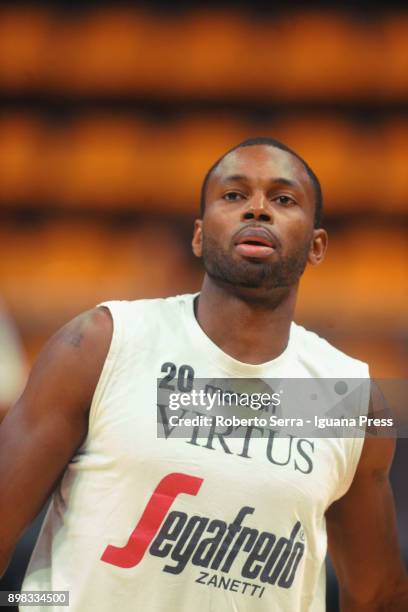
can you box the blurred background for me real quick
[0,1,407,610]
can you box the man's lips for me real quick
[234,226,278,259]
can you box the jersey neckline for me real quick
[181,292,295,377]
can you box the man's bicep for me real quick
[326,436,406,609]
[0,307,112,575]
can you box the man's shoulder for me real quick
[291,322,369,378]
[96,293,194,337]
[98,292,194,313]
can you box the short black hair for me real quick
[199,136,323,228]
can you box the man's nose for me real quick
[241,192,272,222]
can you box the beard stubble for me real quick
[201,234,311,290]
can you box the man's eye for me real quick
[223,192,244,201]
[275,195,295,206]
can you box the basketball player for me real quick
[0,138,407,610]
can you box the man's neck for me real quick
[195,275,298,365]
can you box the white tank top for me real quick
[22,293,369,612]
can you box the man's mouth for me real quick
[234,228,277,259]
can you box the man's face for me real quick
[192,145,327,290]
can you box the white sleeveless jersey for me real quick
[22,293,369,612]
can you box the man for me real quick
[0,137,407,611]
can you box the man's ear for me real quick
[192,219,203,258]
[308,228,328,266]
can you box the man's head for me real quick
[192,138,328,293]
[200,137,323,228]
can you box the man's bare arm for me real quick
[0,405,8,426]
[327,388,408,611]
[0,307,112,577]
